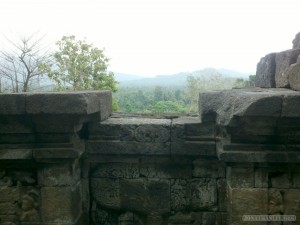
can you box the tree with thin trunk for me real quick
[0,33,51,92]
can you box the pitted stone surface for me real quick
[1,91,300,225]
[200,88,290,124]
[256,53,276,88]
[275,49,300,88]
[26,91,111,115]
[293,32,300,49]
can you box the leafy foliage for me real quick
[114,75,255,113]
[40,35,117,91]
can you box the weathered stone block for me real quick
[33,148,79,159]
[281,189,300,216]
[41,185,81,223]
[118,211,144,225]
[0,215,17,224]
[91,163,139,178]
[228,116,277,136]
[0,94,26,115]
[0,134,35,144]
[35,133,71,143]
[0,187,20,203]
[171,141,216,156]
[0,149,33,160]
[227,167,254,188]
[202,212,224,225]
[269,172,291,188]
[293,32,300,49]
[256,53,276,88]
[189,178,217,211]
[98,91,112,121]
[217,178,228,212]
[255,168,269,188]
[170,178,219,212]
[38,162,80,186]
[230,188,268,215]
[135,125,170,143]
[140,162,192,178]
[0,116,33,134]
[120,179,170,214]
[91,178,120,210]
[31,115,84,133]
[87,140,170,155]
[168,212,193,224]
[81,178,90,225]
[19,188,41,223]
[171,179,189,212]
[200,89,283,125]
[0,202,18,215]
[193,159,225,178]
[146,214,164,225]
[287,58,300,91]
[88,122,121,140]
[268,189,284,214]
[26,91,105,115]
[275,49,300,87]
[171,117,214,141]
[293,173,300,188]
[281,94,300,117]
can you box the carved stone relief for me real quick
[20,189,40,222]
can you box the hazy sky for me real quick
[0,0,299,77]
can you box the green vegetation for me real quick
[0,34,256,114]
[39,35,118,92]
[114,74,256,113]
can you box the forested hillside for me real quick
[114,72,255,113]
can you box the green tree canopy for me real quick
[152,101,185,113]
[41,35,117,91]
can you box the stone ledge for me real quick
[86,141,170,155]
[0,149,33,160]
[0,91,112,117]
[200,88,300,124]
[218,150,300,163]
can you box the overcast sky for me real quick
[0,0,299,77]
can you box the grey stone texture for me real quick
[293,32,300,49]
[200,88,300,163]
[87,115,216,156]
[275,49,300,88]
[1,90,300,225]
[26,91,111,115]
[286,56,300,91]
[256,32,300,91]
[256,53,276,88]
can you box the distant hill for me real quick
[114,72,146,82]
[118,68,252,87]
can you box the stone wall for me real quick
[85,115,225,225]
[256,32,300,90]
[0,91,111,225]
[1,89,300,225]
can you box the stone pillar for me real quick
[200,88,300,225]
[0,91,112,225]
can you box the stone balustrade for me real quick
[0,89,300,225]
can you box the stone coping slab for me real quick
[200,88,300,125]
[0,91,112,116]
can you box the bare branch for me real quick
[0,33,52,92]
